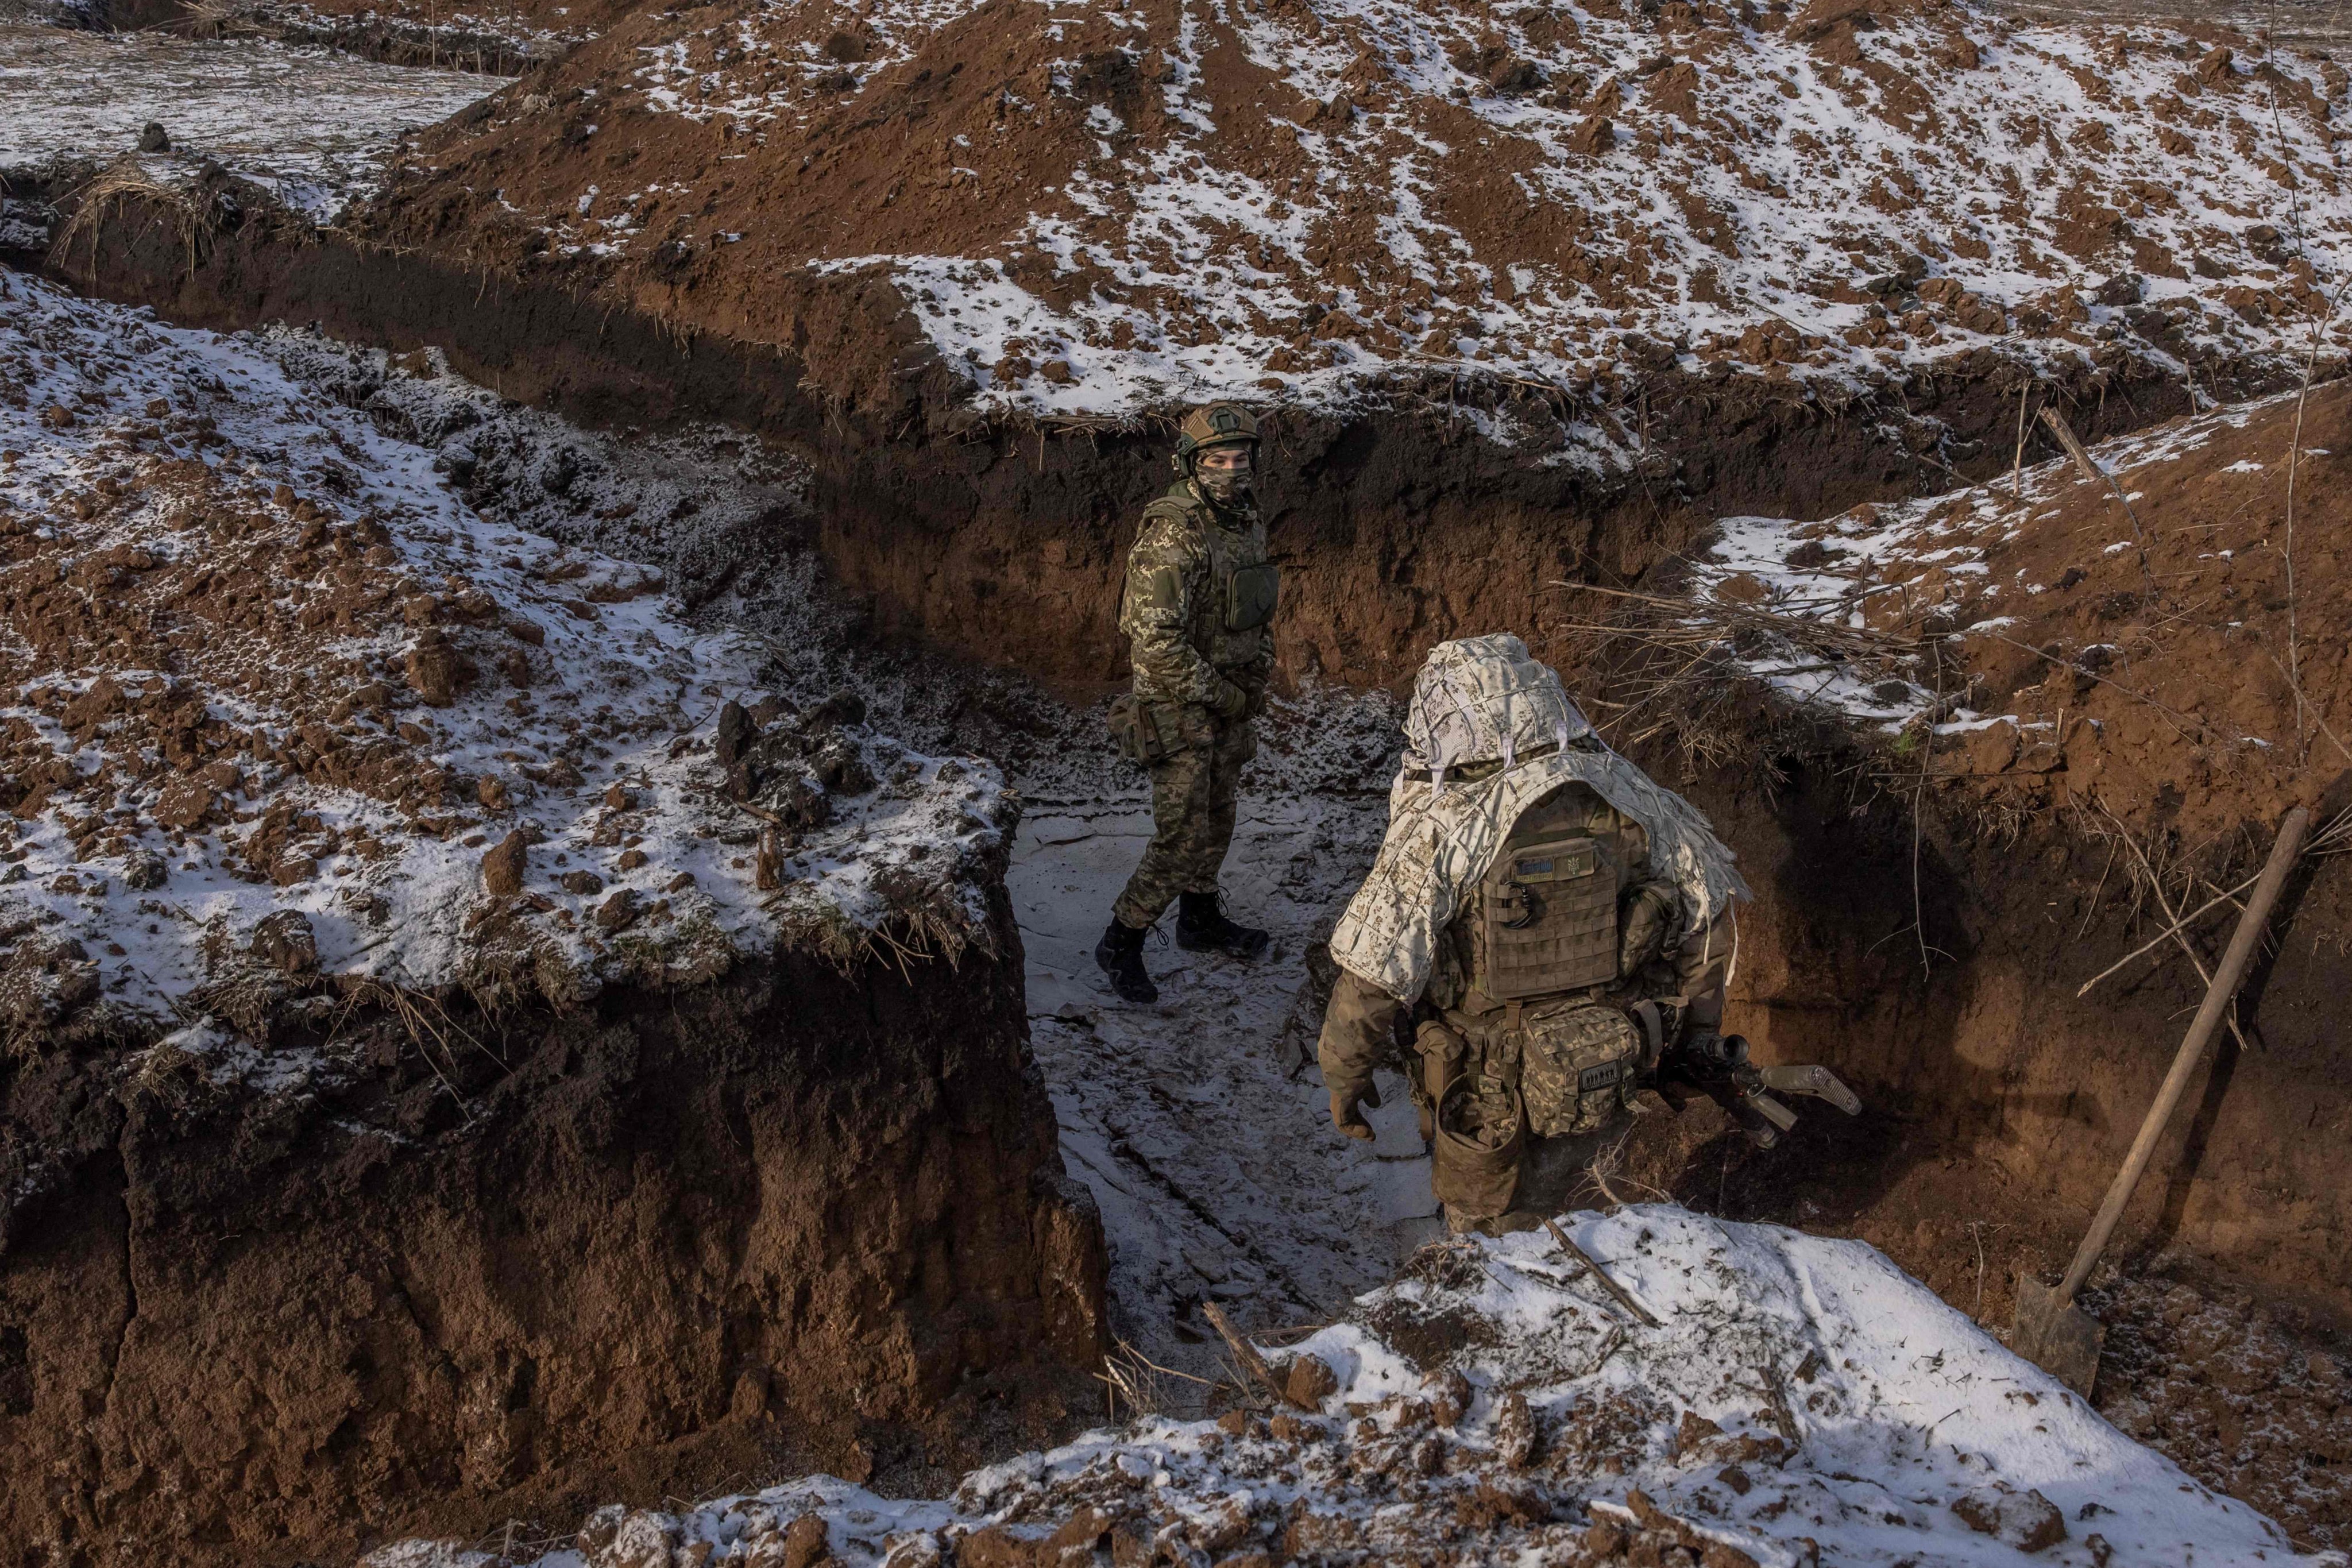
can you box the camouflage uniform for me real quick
[1318,772,1736,1223]
[1111,476,1276,928]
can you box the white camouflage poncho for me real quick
[1328,635,1749,1002]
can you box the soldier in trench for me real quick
[1094,402,1280,1005]
[1315,635,1859,1235]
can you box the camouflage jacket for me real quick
[1117,479,1277,709]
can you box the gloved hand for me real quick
[1330,1078,1382,1141]
[1210,678,1251,722]
[1244,683,1269,720]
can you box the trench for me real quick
[10,55,2352,1550]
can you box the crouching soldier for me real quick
[1095,402,1281,1005]
[1315,635,1859,1235]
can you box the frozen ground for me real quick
[0,273,1011,1049]
[1009,787,1434,1388]
[1992,0,2352,48]
[497,0,2352,421]
[369,1207,2328,1567]
[0,22,497,216]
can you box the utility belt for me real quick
[1416,990,1671,1141]
[1417,988,1667,1221]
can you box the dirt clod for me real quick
[482,830,529,895]
[1284,1353,1339,1411]
[1952,1485,2067,1552]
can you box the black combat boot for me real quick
[1176,891,1269,959]
[1094,918,1159,1004]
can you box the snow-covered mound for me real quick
[1585,375,2349,851]
[0,272,1012,1046]
[381,0,2350,419]
[0,21,497,218]
[365,1207,2318,1568]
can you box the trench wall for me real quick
[0,885,1104,1568]
[1688,759,2352,1323]
[40,193,2249,697]
[30,194,2351,1322]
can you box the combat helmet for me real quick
[1171,401,1259,476]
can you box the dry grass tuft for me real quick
[1551,578,1927,779]
[52,159,220,283]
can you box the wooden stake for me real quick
[2038,404,2156,600]
[2011,380,2030,500]
[1544,1217,1661,1327]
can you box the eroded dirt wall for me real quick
[0,887,1104,1568]
[1665,757,2352,1326]
[41,194,2269,697]
[33,192,2347,1318]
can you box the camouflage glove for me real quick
[1210,678,1252,722]
[1330,1077,1382,1141]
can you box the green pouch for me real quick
[1225,562,1280,632]
[1106,693,1167,763]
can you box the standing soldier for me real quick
[1095,403,1280,1004]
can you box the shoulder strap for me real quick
[1141,492,1203,531]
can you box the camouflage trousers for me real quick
[1113,712,1256,928]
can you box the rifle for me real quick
[1652,1031,1861,1149]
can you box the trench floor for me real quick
[1006,788,1441,1399]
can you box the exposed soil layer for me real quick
[0,274,1110,1568]
[1591,750,2352,1548]
[1652,378,2352,851]
[0,896,1106,1568]
[353,0,2349,420]
[20,154,2352,1560]
[41,180,2319,698]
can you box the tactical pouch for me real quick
[1415,1018,1468,1106]
[1518,1001,1641,1137]
[1225,562,1280,632]
[1109,696,1221,763]
[1106,694,1169,763]
[1432,1075,1523,1219]
[1617,880,1679,977]
[1477,832,1620,1001]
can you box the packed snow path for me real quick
[1009,789,1443,1387]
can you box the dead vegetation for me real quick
[51,160,222,284]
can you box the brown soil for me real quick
[0,451,485,845]
[0,874,1106,1568]
[23,115,2352,1561]
[1807,378,2352,849]
[0,268,1113,1566]
[1573,726,2352,1549]
[352,0,2344,393]
[47,176,2298,703]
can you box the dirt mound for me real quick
[0,267,1021,1040]
[361,0,2348,417]
[1612,377,2352,855]
[0,270,1109,1566]
[370,1208,2316,1567]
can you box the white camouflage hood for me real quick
[1329,636,1749,1002]
[1402,633,1593,787]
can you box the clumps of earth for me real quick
[0,270,1016,1052]
[716,690,878,843]
[369,1208,2304,1568]
[1625,376,2351,855]
[360,0,2350,421]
